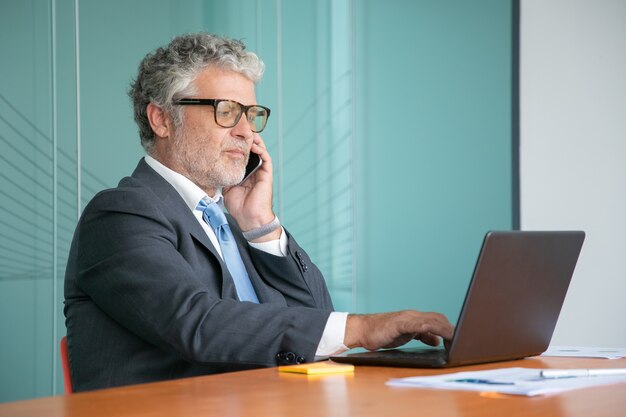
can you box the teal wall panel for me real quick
[0,0,55,401]
[0,0,514,402]
[78,0,201,203]
[354,0,513,322]
[53,0,79,394]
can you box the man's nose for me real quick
[230,113,253,139]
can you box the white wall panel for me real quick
[521,0,626,346]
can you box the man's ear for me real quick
[146,103,173,138]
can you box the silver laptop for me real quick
[331,231,585,368]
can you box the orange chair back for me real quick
[60,336,73,394]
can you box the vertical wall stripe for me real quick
[255,0,261,52]
[75,0,82,217]
[511,0,520,229]
[276,0,283,218]
[50,0,59,395]
[349,0,357,312]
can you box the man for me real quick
[64,33,453,392]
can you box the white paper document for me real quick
[541,346,626,359]
[386,367,626,397]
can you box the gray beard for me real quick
[173,129,248,191]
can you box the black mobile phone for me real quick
[240,152,262,184]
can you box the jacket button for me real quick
[286,352,296,362]
[276,352,286,361]
[295,251,308,271]
[296,356,305,364]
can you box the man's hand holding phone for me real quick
[223,135,280,242]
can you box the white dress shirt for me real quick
[144,156,348,357]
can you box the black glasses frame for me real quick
[173,98,271,133]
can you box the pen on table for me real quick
[540,368,626,378]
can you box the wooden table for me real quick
[1,356,625,417]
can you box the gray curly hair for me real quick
[128,32,265,153]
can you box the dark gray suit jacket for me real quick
[64,158,333,392]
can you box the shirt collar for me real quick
[144,155,223,212]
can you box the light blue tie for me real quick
[196,199,259,303]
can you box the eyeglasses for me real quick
[173,98,271,133]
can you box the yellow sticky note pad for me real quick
[278,361,355,375]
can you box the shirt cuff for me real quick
[247,227,287,256]
[315,312,349,358]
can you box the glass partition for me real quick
[0,0,514,401]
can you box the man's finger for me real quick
[417,332,441,347]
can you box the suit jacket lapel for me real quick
[130,159,218,255]
[131,159,239,298]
